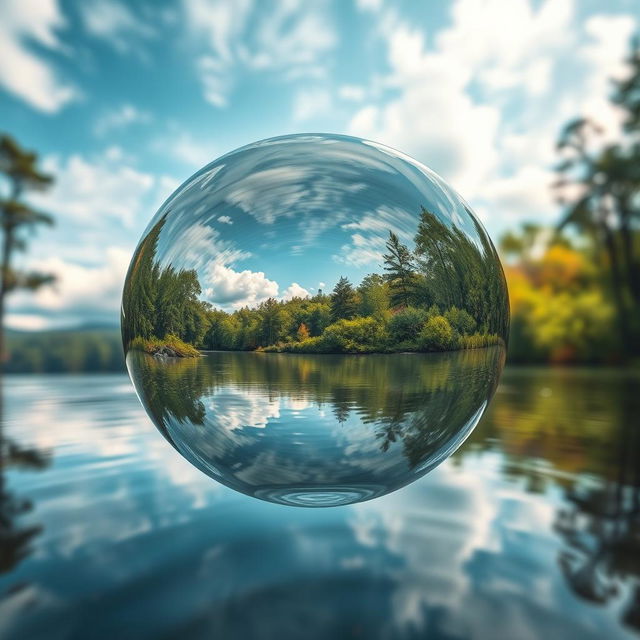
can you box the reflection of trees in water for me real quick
[128,347,504,470]
[0,381,50,574]
[474,369,640,632]
[553,378,640,631]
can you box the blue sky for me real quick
[0,0,637,329]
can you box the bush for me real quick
[444,306,477,335]
[418,316,455,351]
[456,333,503,349]
[388,306,428,343]
[322,317,389,353]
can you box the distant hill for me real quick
[4,327,125,373]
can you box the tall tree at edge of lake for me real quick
[0,134,56,366]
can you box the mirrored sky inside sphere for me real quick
[143,133,499,310]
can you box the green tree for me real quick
[330,276,358,322]
[388,306,428,343]
[419,315,455,351]
[383,231,417,307]
[358,273,390,317]
[259,298,287,345]
[308,303,331,336]
[0,135,55,363]
[444,306,476,335]
[553,38,640,352]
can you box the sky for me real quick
[0,0,637,330]
[138,133,495,314]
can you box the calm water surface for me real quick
[0,362,639,639]
[127,349,504,506]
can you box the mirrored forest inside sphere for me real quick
[122,134,509,506]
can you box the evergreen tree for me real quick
[358,273,390,316]
[0,135,55,363]
[259,298,286,345]
[383,231,417,308]
[330,276,358,322]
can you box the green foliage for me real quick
[551,38,640,355]
[1,134,56,362]
[414,207,509,338]
[322,317,389,353]
[358,273,390,317]
[5,328,124,373]
[444,306,477,335]
[383,231,418,307]
[388,306,428,343]
[330,276,358,322]
[121,205,505,358]
[457,333,503,349]
[419,316,456,351]
[130,334,201,358]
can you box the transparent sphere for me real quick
[122,134,508,507]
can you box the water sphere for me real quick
[122,134,509,507]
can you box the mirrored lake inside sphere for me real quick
[127,347,505,506]
[122,133,509,505]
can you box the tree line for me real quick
[122,206,508,356]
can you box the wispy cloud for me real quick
[79,0,156,56]
[183,0,337,107]
[94,103,152,136]
[0,0,80,112]
[32,149,176,228]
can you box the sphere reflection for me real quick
[122,133,509,506]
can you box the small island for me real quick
[122,207,508,357]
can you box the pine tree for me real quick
[0,135,55,363]
[330,276,357,322]
[383,231,417,308]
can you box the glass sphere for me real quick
[122,133,508,507]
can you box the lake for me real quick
[126,348,505,506]
[0,359,639,639]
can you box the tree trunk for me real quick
[601,222,631,350]
[0,223,12,367]
[619,203,640,306]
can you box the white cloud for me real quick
[94,104,151,136]
[479,165,557,223]
[31,151,175,228]
[0,0,80,113]
[164,130,217,168]
[356,0,383,12]
[347,0,638,233]
[339,85,366,102]
[204,262,278,307]
[8,247,130,325]
[79,0,155,55]
[5,314,52,331]
[184,0,336,107]
[348,17,502,198]
[293,87,332,122]
[334,232,386,268]
[225,166,311,224]
[281,282,310,300]
[573,14,636,140]
[217,215,233,225]
[160,222,250,272]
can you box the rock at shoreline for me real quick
[153,345,180,358]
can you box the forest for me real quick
[121,205,508,356]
